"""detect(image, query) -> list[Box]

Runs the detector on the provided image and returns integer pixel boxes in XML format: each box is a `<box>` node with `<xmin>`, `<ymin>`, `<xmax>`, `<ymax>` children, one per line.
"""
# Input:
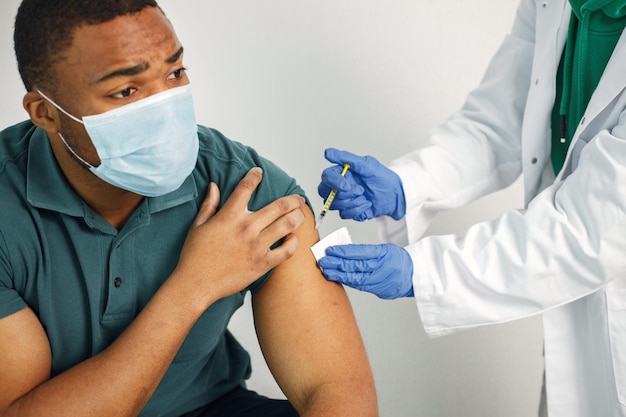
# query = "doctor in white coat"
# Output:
<box><xmin>317</xmin><ymin>0</ymin><xmax>626</xmax><ymax>416</ymax></box>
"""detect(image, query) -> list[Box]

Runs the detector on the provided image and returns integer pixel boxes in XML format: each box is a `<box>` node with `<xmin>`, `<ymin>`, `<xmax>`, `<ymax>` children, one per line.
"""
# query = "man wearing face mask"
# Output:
<box><xmin>0</xmin><ymin>1</ymin><xmax>378</xmax><ymax>417</ymax></box>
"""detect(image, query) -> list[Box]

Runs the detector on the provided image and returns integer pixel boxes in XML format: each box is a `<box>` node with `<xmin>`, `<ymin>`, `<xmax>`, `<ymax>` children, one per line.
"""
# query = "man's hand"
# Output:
<box><xmin>319</xmin><ymin>243</ymin><xmax>414</xmax><ymax>300</ymax></box>
<box><xmin>175</xmin><ymin>167</ymin><xmax>306</xmax><ymax>306</ymax></box>
<box><xmin>318</xmin><ymin>148</ymin><xmax>406</xmax><ymax>221</ymax></box>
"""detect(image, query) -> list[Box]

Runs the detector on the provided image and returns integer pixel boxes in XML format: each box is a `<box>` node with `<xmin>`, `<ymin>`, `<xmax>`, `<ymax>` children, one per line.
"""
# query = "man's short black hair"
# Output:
<box><xmin>14</xmin><ymin>0</ymin><xmax>160</xmax><ymax>92</ymax></box>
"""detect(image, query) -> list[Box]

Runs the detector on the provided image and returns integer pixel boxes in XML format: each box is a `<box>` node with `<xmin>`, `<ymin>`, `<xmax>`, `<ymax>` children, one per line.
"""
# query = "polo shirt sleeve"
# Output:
<box><xmin>0</xmin><ymin>229</ymin><xmax>28</xmax><ymax>319</ymax></box>
<box><xmin>240</xmin><ymin>148</ymin><xmax>312</xmax><ymax>293</ymax></box>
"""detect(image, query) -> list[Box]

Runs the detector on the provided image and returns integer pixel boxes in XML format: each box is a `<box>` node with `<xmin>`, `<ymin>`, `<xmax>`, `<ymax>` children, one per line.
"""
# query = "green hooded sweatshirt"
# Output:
<box><xmin>550</xmin><ymin>0</ymin><xmax>626</xmax><ymax>174</ymax></box>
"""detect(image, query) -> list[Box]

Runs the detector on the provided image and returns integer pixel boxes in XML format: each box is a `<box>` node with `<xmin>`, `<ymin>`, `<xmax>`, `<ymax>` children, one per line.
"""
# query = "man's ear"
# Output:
<box><xmin>23</xmin><ymin>91</ymin><xmax>59</xmax><ymax>134</ymax></box>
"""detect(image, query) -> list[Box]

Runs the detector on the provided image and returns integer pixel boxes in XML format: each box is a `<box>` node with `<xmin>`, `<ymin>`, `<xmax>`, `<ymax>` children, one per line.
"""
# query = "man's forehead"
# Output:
<box><xmin>58</xmin><ymin>7</ymin><xmax>181</xmax><ymax>83</ymax></box>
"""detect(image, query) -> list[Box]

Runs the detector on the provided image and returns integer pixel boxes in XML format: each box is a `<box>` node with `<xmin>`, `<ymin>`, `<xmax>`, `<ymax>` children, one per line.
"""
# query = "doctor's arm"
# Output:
<box><xmin>320</xmin><ymin>0</ymin><xmax>537</xmax><ymax>245</ymax></box>
<box><xmin>252</xmin><ymin>205</ymin><xmax>378</xmax><ymax>417</ymax></box>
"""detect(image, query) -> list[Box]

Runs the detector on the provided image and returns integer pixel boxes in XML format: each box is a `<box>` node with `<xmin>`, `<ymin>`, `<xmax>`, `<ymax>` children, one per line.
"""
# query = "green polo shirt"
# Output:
<box><xmin>0</xmin><ymin>121</ymin><xmax>309</xmax><ymax>417</ymax></box>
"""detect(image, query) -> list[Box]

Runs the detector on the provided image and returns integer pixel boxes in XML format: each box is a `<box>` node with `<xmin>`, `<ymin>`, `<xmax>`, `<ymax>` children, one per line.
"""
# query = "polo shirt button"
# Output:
<box><xmin>114</xmin><ymin>277</ymin><xmax>122</xmax><ymax>288</ymax></box>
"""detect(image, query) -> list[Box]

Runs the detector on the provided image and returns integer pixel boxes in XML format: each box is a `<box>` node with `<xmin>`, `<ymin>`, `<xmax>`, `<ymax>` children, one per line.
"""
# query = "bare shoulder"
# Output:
<box><xmin>252</xmin><ymin>206</ymin><xmax>378</xmax><ymax>416</ymax></box>
<box><xmin>253</xmin><ymin>205</ymin><xmax>351</xmax><ymax>315</ymax></box>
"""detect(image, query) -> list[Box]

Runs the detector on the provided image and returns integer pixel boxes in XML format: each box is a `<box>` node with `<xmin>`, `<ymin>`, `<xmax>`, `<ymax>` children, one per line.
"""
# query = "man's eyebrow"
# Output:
<box><xmin>166</xmin><ymin>46</ymin><xmax>184</xmax><ymax>64</ymax></box>
<box><xmin>95</xmin><ymin>47</ymin><xmax>184</xmax><ymax>84</ymax></box>
<box><xmin>96</xmin><ymin>63</ymin><xmax>149</xmax><ymax>84</ymax></box>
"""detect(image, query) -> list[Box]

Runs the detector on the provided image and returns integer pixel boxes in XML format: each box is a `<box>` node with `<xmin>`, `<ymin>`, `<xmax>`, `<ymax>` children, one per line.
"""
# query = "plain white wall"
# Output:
<box><xmin>1</xmin><ymin>1</ymin><xmax>544</xmax><ymax>416</ymax></box>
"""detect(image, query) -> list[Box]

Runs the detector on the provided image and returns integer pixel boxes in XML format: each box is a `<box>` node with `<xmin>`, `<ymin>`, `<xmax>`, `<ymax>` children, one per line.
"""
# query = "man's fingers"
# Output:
<box><xmin>266</xmin><ymin>233</ymin><xmax>300</xmax><ymax>266</ymax></box>
<box><xmin>260</xmin><ymin>204</ymin><xmax>306</xmax><ymax>247</ymax></box>
<box><xmin>221</xmin><ymin>167</ymin><xmax>264</xmax><ymax>212</ymax></box>
<box><xmin>255</xmin><ymin>194</ymin><xmax>306</xmax><ymax>230</ymax></box>
<box><xmin>194</xmin><ymin>182</ymin><xmax>221</xmax><ymax>226</ymax></box>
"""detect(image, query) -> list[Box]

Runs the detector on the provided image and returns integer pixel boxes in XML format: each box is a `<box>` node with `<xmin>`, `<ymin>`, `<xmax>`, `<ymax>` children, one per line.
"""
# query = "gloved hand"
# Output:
<box><xmin>319</xmin><ymin>243</ymin><xmax>414</xmax><ymax>300</ymax></box>
<box><xmin>318</xmin><ymin>148</ymin><xmax>406</xmax><ymax>221</ymax></box>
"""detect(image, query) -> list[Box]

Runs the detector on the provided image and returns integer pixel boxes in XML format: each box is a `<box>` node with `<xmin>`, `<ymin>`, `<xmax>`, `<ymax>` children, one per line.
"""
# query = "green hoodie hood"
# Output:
<box><xmin>570</xmin><ymin>0</ymin><xmax>626</xmax><ymax>20</ymax></box>
<box><xmin>551</xmin><ymin>0</ymin><xmax>626</xmax><ymax>174</ymax></box>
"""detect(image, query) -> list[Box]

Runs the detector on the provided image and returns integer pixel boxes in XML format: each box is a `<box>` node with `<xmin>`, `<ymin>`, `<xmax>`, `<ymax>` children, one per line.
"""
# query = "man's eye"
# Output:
<box><xmin>168</xmin><ymin>67</ymin><xmax>187</xmax><ymax>80</ymax></box>
<box><xmin>111</xmin><ymin>87</ymin><xmax>136</xmax><ymax>99</ymax></box>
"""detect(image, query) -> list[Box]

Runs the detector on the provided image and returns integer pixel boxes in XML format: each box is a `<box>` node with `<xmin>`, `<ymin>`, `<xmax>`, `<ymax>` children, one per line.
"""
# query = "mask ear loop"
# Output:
<box><xmin>37</xmin><ymin>90</ymin><xmax>84</xmax><ymax>124</ymax></box>
<box><xmin>57</xmin><ymin>132</ymin><xmax>96</xmax><ymax>169</ymax></box>
<box><xmin>37</xmin><ymin>90</ymin><xmax>96</xmax><ymax>169</ymax></box>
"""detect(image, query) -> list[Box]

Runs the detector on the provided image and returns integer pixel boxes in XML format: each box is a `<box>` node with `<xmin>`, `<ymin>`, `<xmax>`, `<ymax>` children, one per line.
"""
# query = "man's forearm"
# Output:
<box><xmin>3</xmin><ymin>274</ymin><xmax>212</xmax><ymax>417</ymax></box>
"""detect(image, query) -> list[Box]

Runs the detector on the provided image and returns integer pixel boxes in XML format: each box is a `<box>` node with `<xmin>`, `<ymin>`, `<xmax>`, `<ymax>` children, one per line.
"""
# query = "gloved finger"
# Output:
<box><xmin>318</xmin><ymin>254</ymin><xmax>381</xmax><ymax>273</ymax></box>
<box><xmin>329</xmin><ymin>195</ymin><xmax>370</xmax><ymax>212</ymax></box>
<box><xmin>365</xmin><ymin>280</ymin><xmax>414</xmax><ymax>300</ymax></box>
<box><xmin>324</xmin><ymin>148</ymin><xmax>373</xmax><ymax>174</ymax></box>
<box><xmin>317</xmin><ymin>182</ymin><xmax>333</xmax><ymax>200</ymax></box>
<box><xmin>321</xmin><ymin>169</ymin><xmax>365</xmax><ymax>193</ymax></box>
<box><xmin>322</xmin><ymin>268</ymin><xmax>370</xmax><ymax>288</ymax></box>
<box><xmin>317</xmin><ymin>184</ymin><xmax>365</xmax><ymax>208</ymax></box>
<box><xmin>319</xmin><ymin>165</ymin><xmax>348</xmax><ymax>190</ymax></box>
<box><xmin>325</xmin><ymin>243</ymin><xmax>389</xmax><ymax>260</ymax></box>
<box><xmin>360</xmin><ymin>282</ymin><xmax>401</xmax><ymax>300</ymax></box>
<box><xmin>338</xmin><ymin>204</ymin><xmax>374</xmax><ymax>221</ymax></box>
<box><xmin>320</xmin><ymin>267</ymin><xmax>345</xmax><ymax>284</ymax></box>
<box><xmin>318</xmin><ymin>170</ymin><xmax>361</xmax><ymax>201</ymax></box>
<box><xmin>318</xmin><ymin>260</ymin><xmax>354</xmax><ymax>284</ymax></box>
<box><xmin>317</xmin><ymin>255</ymin><xmax>346</xmax><ymax>271</ymax></box>
<box><xmin>355</xmin><ymin>210</ymin><xmax>375</xmax><ymax>222</ymax></box>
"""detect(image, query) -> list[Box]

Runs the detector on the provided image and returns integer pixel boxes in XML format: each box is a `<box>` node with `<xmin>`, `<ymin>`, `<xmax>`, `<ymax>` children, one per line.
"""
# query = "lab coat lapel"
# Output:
<box><xmin>522</xmin><ymin>0</ymin><xmax>569</xmax><ymax>203</ymax></box>
<box><xmin>530</xmin><ymin>0</ymin><xmax>568</xmax><ymax>72</ymax></box>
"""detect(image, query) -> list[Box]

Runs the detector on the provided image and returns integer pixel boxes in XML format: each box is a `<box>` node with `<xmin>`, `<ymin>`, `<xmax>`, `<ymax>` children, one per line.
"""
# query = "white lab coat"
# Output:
<box><xmin>378</xmin><ymin>1</ymin><xmax>626</xmax><ymax>416</ymax></box>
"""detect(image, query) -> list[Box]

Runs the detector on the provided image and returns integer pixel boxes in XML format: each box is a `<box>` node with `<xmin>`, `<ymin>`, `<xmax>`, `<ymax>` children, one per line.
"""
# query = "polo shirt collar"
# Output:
<box><xmin>27</xmin><ymin>128</ymin><xmax>198</xmax><ymax>217</ymax></box>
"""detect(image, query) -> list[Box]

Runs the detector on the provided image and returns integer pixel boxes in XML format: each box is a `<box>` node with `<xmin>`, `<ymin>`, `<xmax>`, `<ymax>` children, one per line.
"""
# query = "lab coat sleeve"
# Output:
<box><xmin>378</xmin><ymin>0</ymin><xmax>537</xmax><ymax>246</ymax></box>
<box><xmin>412</xmin><ymin>114</ymin><xmax>626</xmax><ymax>337</ymax></box>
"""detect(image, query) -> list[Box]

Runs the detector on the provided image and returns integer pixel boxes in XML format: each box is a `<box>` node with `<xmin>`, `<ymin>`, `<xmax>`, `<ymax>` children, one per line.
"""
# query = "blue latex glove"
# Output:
<box><xmin>318</xmin><ymin>148</ymin><xmax>406</xmax><ymax>221</ymax></box>
<box><xmin>319</xmin><ymin>243</ymin><xmax>414</xmax><ymax>300</ymax></box>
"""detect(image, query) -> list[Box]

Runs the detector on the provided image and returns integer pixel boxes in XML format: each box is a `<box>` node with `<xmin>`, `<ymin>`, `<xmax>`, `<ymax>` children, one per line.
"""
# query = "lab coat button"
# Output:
<box><xmin>581</xmin><ymin>116</ymin><xmax>586</xmax><ymax>125</ymax></box>
<box><xmin>531</xmin><ymin>157</ymin><xmax>538</xmax><ymax>164</ymax></box>
<box><xmin>542</xmin><ymin>1</ymin><xmax>548</xmax><ymax>8</ymax></box>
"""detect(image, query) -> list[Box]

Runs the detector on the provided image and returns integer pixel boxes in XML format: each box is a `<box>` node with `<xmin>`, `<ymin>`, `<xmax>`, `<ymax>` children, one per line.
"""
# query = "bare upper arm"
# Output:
<box><xmin>0</xmin><ymin>307</ymin><xmax>51</xmax><ymax>412</ymax></box>
<box><xmin>252</xmin><ymin>206</ymin><xmax>377</xmax><ymax>416</ymax></box>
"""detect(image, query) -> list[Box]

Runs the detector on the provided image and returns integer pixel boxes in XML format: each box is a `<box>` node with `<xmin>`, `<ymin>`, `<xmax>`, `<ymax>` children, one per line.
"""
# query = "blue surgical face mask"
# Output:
<box><xmin>38</xmin><ymin>84</ymin><xmax>199</xmax><ymax>197</ymax></box>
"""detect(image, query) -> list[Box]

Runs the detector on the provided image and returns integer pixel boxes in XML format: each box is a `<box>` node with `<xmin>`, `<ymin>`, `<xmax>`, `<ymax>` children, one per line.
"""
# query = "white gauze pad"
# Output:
<box><xmin>311</xmin><ymin>227</ymin><xmax>352</xmax><ymax>261</ymax></box>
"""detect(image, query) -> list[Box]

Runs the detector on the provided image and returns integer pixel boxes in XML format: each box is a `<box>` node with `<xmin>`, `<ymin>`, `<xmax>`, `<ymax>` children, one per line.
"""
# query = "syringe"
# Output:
<box><xmin>316</xmin><ymin>163</ymin><xmax>350</xmax><ymax>229</ymax></box>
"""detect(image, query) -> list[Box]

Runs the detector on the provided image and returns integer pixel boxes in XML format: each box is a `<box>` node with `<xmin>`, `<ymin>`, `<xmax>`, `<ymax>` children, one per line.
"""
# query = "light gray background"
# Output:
<box><xmin>1</xmin><ymin>1</ymin><xmax>544</xmax><ymax>416</ymax></box>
